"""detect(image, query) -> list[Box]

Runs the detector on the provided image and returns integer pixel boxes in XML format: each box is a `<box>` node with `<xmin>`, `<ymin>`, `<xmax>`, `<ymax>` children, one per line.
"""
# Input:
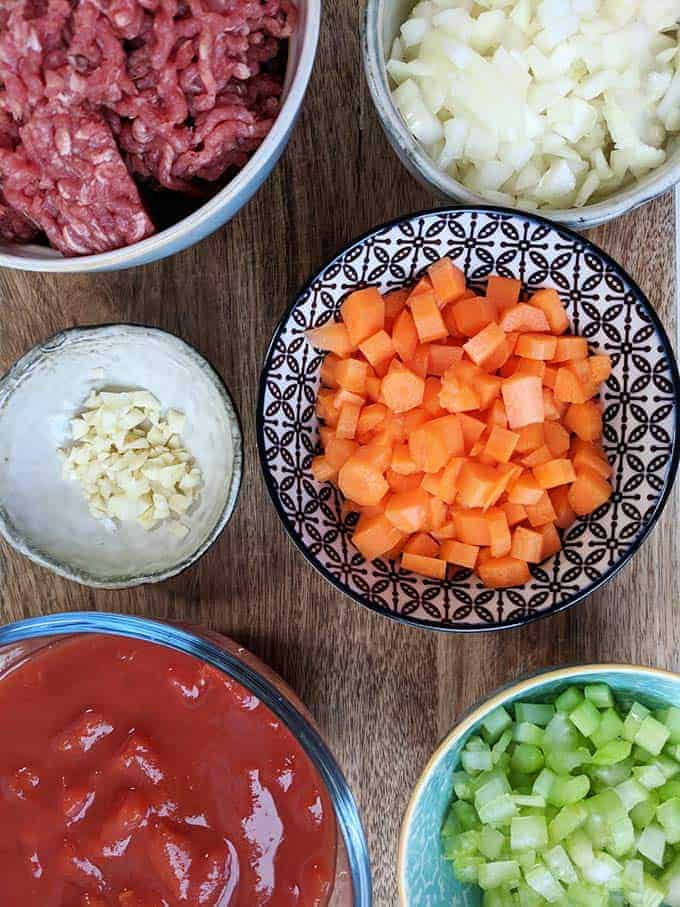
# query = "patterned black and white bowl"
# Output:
<box><xmin>257</xmin><ymin>207</ymin><xmax>680</xmax><ymax>632</ymax></box>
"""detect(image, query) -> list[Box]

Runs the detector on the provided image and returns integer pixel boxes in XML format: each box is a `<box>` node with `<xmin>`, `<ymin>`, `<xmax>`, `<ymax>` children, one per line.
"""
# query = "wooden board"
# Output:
<box><xmin>0</xmin><ymin>21</ymin><xmax>678</xmax><ymax>903</ymax></box>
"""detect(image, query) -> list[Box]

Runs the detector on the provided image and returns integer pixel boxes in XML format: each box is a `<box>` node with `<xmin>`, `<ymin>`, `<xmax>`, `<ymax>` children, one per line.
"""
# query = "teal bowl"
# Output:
<box><xmin>398</xmin><ymin>664</ymin><xmax>680</xmax><ymax>905</ymax></box>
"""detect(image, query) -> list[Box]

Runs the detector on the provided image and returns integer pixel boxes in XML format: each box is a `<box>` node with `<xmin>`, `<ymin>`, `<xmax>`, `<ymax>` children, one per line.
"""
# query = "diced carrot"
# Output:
<box><xmin>571</xmin><ymin>439</ymin><xmax>613</xmax><ymax>479</ymax></box>
<box><xmin>487</xmin><ymin>276</ymin><xmax>522</xmax><ymax>310</ymax></box>
<box><xmin>316</xmin><ymin>388</ymin><xmax>339</xmax><ymax>427</ymax></box>
<box><xmin>432</xmin><ymin>521</ymin><xmax>457</xmax><ymax>540</ymax></box>
<box><xmin>439</xmin><ymin>375</ymin><xmax>481</xmax><ymax>413</ymax></box>
<box><xmin>406</xmin><ymin>343</ymin><xmax>431</xmax><ymax>379</ymax></box>
<box><xmin>482</xmin><ymin>339</ymin><xmax>512</xmax><ymax>373</ymax></box>
<box><xmin>554</xmin><ymin>366</ymin><xmax>588</xmax><ymax>404</ymax></box>
<box><xmin>352</xmin><ymin>513</ymin><xmax>405</xmax><ymax>561</ymax></box>
<box><xmin>487</xmin><ymin>399</ymin><xmax>508</xmax><ymax>428</ymax></box>
<box><xmin>442</xmin><ymin>302</ymin><xmax>464</xmax><ymax>339</ymax></box>
<box><xmin>355</xmin><ymin>442</ymin><xmax>393</xmax><ymax>473</ymax></box>
<box><xmin>366</xmin><ymin>375</ymin><xmax>382</xmax><ymax>402</ymax></box>
<box><xmin>500</xmin><ymin>303</ymin><xmax>550</xmax><ymax>333</ymax></box>
<box><xmin>423</xmin><ymin>376</ymin><xmax>446</xmax><ymax>417</ymax></box>
<box><xmin>521</xmin><ymin>445</ymin><xmax>553</xmax><ymax>468</ymax></box>
<box><xmin>456</xmin><ymin>462</ymin><xmax>502</xmax><ymax>509</ymax></box>
<box><xmin>564</xmin><ymin>358</ymin><xmax>596</xmax><ymax>398</ymax></box>
<box><xmin>334</xmin><ymin>388</ymin><xmax>365</xmax><ymax>411</ymax></box>
<box><xmin>506</xmin><ymin>332</ymin><xmax>520</xmax><ymax>354</ymax></box>
<box><xmin>476</xmin><ymin>373</ymin><xmax>503</xmax><ymax>410</ymax></box>
<box><xmin>510</xmin><ymin>526</ymin><xmax>543</xmax><ymax>563</ymax></box>
<box><xmin>341</xmin><ymin>287</ymin><xmax>384</xmax><ymax>346</ymax></box>
<box><xmin>568</xmin><ymin>466</ymin><xmax>612</xmax><ymax>516</ymax></box>
<box><xmin>381</xmin><ymin>361</ymin><xmax>425</xmax><ymax>413</ymax></box>
<box><xmin>311</xmin><ymin>456</ymin><xmax>336</xmax><ymax>483</ymax></box>
<box><xmin>499</xmin><ymin>356</ymin><xmax>520</xmax><ymax>378</ymax></box>
<box><xmin>488</xmin><ymin>508</ymin><xmax>511</xmax><ymax>557</ymax></box>
<box><xmin>552</xmin><ymin>336</ymin><xmax>588</xmax><ymax>362</ymax></box>
<box><xmin>401</xmin><ymin>552</ymin><xmax>447</xmax><ymax>580</ymax></box>
<box><xmin>439</xmin><ymin>457</ymin><xmax>466</xmax><ymax>504</ymax></box>
<box><xmin>428</xmin><ymin>496</ymin><xmax>448</xmax><ymax>531</ymax></box>
<box><xmin>502</xmin><ymin>502</ymin><xmax>527</xmax><ymax>527</ymax></box>
<box><xmin>308</xmin><ymin>321</ymin><xmax>356</xmax><ymax>357</ymax></box>
<box><xmin>387</xmin><ymin>469</ymin><xmax>424</xmax><ymax>493</ymax></box>
<box><xmin>458</xmin><ymin>413</ymin><xmax>487</xmax><ymax>452</ymax></box>
<box><xmin>477</xmin><ymin>555</ymin><xmax>530</xmax><ymax>588</ymax></box>
<box><xmin>338</xmin><ymin>455</ymin><xmax>389</xmax><ymax>506</ymax></box>
<box><xmin>385</xmin><ymin>537</ymin><xmax>409</xmax><ymax>560</ymax></box>
<box><xmin>411</xmin><ymin>291</ymin><xmax>449</xmax><ymax>343</ymax></box>
<box><xmin>515</xmin><ymin>359</ymin><xmax>546</xmax><ymax>379</ymax></box>
<box><xmin>549</xmin><ymin>486</ymin><xmax>576</xmax><ymax>530</ymax></box>
<box><xmin>451</xmin><ymin>297</ymin><xmax>497</xmax><ymax>336</ymax></box>
<box><xmin>525</xmin><ymin>491</ymin><xmax>558</xmax><ymax>528</ymax></box>
<box><xmin>440</xmin><ymin>539</ymin><xmax>479</xmax><ymax>569</ymax></box>
<box><xmin>515</xmin><ymin>423</ymin><xmax>545</xmax><ymax>456</ymax></box>
<box><xmin>516</xmin><ymin>333</ymin><xmax>558</xmax><ymax>361</ymax></box>
<box><xmin>403</xmin><ymin>408</ymin><xmax>430</xmax><ymax>435</ymax></box>
<box><xmin>502</xmin><ymin>374</ymin><xmax>544</xmax><ymax>429</ymax></box>
<box><xmin>533</xmin><ymin>458</ymin><xmax>576</xmax><ymax>489</ymax></box>
<box><xmin>588</xmin><ymin>354</ymin><xmax>612</xmax><ymax>384</ymax></box>
<box><xmin>384</xmin><ymin>288</ymin><xmax>409</xmax><ymax>321</ymax></box>
<box><xmin>463</xmin><ymin>322</ymin><xmax>506</xmax><ymax>368</ymax></box>
<box><xmin>530</xmin><ymin>288</ymin><xmax>569</xmax><ymax>334</ymax></box>
<box><xmin>543</xmin><ymin>365</ymin><xmax>558</xmax><ymax>389</ymax></box>
<box><xmin>359</xmin><ymin>330</ymin><xmax>396</xmax><ymax>369</ymax></box>
<box><xmin>421</xmin><ymin>470</ymin><xmax>443</xmax><ymax>496</ymax></box>
<box><xmin>404</xmin><ymin>532</ymin><xmax>439</xmax><ymax>558</ymax></box>
<box><xmin>409</xmin><ymin>415</ymin><xmax>464</xmax><ymax>473</ymax></box>
<box><xmin>408</xmin><ymin>276</ymin><xmax>433</xmax><ymax>300</ymax></box>
<box><xmin>563</xmin><ymin>401</ymin><xmax>602</xmax><ymax>442</ymax></box>
<box><xmin>335</xmin><ymin>358</ymin><xmax>368</xmax><ymax>394</ymax></box>
<box><xmin>320</xmin><ymin>353</ymin><xmax>340</xmax><ymax>388</ymax></box>
<box><xmin>356</xmin><ymin>402</ymin><xmax>388</xmax><ymax>436</ymax></box>
<box><xmin>538</xmin><ymin>522</ymin><xmax>562</xmax><ymax>559</ymax></box>
<box><xmin>484</xmin><ymin>425</ymin><xmax>520</xmax><ymax>463</ymax></box>
<box><xmin>452</xmin><ymin>508</ymin><xmax>492</xmax><ymax>546</ymax></box>
<box><xmin>544</xmin><ymin>420</ymin><xmax>570</xmax><ymax>457</ymax></box>
<box><xmin>507</xmin><ymin>472</ymin><xmax>544</xmax><ymax>505</ymax></box>
<box><xmin>325</xmin><ymin>438</ymin><xmax>359</xmax><ymax>471</ymax></box>
<box><xmin>385</xmin><ymin>488</ymin><xmax>430</xmax><ymax>533</ymax></box>
<box><xmin>543</xmin><ymin>388</ymin><xmax>567</xmax><ymax>420</ymax></box>
<box><xmin>428</xmin><ymin>344</ymin><xmax>463</xmax><ymax>376</ymax></box>
<box><xmin>428</xmin><ymin>257</ymin><xmax>467</xmax><ymax>306</ymax></box>
<box><xmin>390</xmin><ymin>442</ymin><xmax>418</xmax><ymax>476</ymax></box>
<box><xmin>319</xmin><ymin>425</ymin><xmax>335</xmax><ymax>447</ymax></box>
<box><xmin>392</xmin><ymin>309</ymin><xmax>418</xmax><ymax>363</ymax></box>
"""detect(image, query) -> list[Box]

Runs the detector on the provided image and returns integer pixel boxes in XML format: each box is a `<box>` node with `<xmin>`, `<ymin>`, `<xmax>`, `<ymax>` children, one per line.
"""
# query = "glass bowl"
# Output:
<box><xmin>0</xmin><ymin>611</ymin><xmax>372</xmax><ymax>906</ymax></box>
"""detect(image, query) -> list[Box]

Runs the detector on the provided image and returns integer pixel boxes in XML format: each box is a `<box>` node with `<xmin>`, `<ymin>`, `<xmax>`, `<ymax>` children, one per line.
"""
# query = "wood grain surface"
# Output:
<box><xmin>0</xmin><ymin>13</ymin><xmax>678</xmax><ymax>903</ymax></box>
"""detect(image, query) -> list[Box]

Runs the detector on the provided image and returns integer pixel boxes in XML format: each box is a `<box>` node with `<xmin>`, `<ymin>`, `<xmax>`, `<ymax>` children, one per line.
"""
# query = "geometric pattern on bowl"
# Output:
<box><xmin>257</xmin><ymin>208</ymin><xmax>680</xmax><ymax>631</ymax></box>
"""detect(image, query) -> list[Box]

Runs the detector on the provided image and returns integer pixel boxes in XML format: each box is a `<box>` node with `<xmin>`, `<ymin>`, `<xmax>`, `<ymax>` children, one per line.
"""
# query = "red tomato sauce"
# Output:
<box><xmin>0</xmin><ymin>634</ymin><xmax>337</xmax><ymax>906</ymax></box>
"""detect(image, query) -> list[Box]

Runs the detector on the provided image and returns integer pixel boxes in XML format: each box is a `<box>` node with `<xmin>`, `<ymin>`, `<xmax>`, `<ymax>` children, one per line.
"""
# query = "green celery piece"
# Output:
<box><xmin>569</xmin><ymin>699</ymin><xmax>602</xmax><ymax>738</ymax></box>
<box><xmin>510</xmin><ymin>814</ymin><xmax>548</xmax><ymax>850</ymax></box>
<box><xmin>586</xmin><ymin>788</ymin><xmax>626</xmax><ymax>824</ymax></box>
<box><xmin>451</xmin><ymin>799</ymin><xmax>479</xmax><ymax>831</ymax></box>
<box><xmin>451</xmin><ymin>853</ymin><xmax>484</xmax><ymax>883</ymax></box>
<box><xmin>607</xmin><ymin>814</ymin><xmax>635</xmax><ymax>857</ymax></box>
<box><xmin>508</xmin><ymin>771</ymin><xmax>534</xmax><ymax>795</ymax></box>
<box><xmin>588</xmin><ymin>757</ymin><xmax>633</xmax><ymax>790</ymax></box>
<box><xmin>482</xmin><ymin>707</ymin><xmax>513</xmax><ymax>744</ymax></box>
<box><xmin>452</xmin><ymin>771</ymin><xmax>474</xmax><ymax>801</ymax></box>
<box><xmin>564</xmin><ymin>880</ymin><xmax>609</xmax><ymax>906</ymax></box>
<box><xmin>532</xmin><ymin>768</ymin><xmax>556</xmax><ymax>799</ymax></box>
<box><xmin>622</xmin><ymin>858</ymin><xmax>644</xmax><ymax>894</ymax></box>
<box><xmin>655</xmin><ymin>752</ymin><xmax>680</xmax><ymax>779</ymax></box>
<box><xmin>543</xmin><ymin>711</ymin><xmax>584</xmax><ymax>751</ymax></box>
<box><xmin>661</xmin><ymin>855</ymin><xmax>680</xmax><ymax>907</ymax></box>
<box><xmin>584</xmin><ymin>683</ymin><xmax>615</xmax><ymax>709</ymax></box>
<box><xmin>443</xmin><ymin>827</ymin><xmax>479</xmax><ymax>858</ymax></box>
<box><xmin>623</xmin><ymin>701</ymin><xmax>651</xmax><ymax>742</ymax></box>
<box><xmin>590</xmin><ymin>708</ymin><xmax>625</xmax><ymax>749</ymax></box>
<box><xmin>666</xmin><ymin>706</ymin><xmax>680</xmax><ymax>744</ymax></box>
<box><xmin>513</xmin><ymin>794</ymin><xmax>546</xmax><ymax>807</ymax></box>
<box><xmin>633</xmin><ymin>763</ymin><xmax>666</xmax><ymax>790</ymax></box>
<box><xmin>591</xmin><ymin>738</ymin><xmax>632</xmax><ymax>766</ymax></box>
<box><xmin>475</xmin><ymin>774</ymin><xmax>511</xmax><ymax>810</ymax></box>
<box><xmin>635</xmin><ymin>871</ymin><xmax>666</xmax><ymax>907</ymax></box>
<box><xmin>514</xmin><ymin>701</ymin><xmax>555</xmax><ymax>727</ymax></box>
<box><xmin>581</xmin><ymin>850</ymin><xmax>623</xmax><ymax>887</ymax></box>
<box><xmin>479</xmin><ymin>824</ymin><xmax>505</xmax><ymax>860</ymax></box>
<box><xmin>547</xmin><ymin>774</ymin><xmax>590</xmax><ymax>808</ymax></box>
<box><xmin>517</xmin><ymin>848</ymin><xmax>537</xmax><ymax>870</ymax></box>
<box><xmin>491</xmin><ymin>729</ymin><xmax>513</xmax><ymax>764</ymax></box>
<box><xmin>513</xmin><ymin>722</ymin><xmax>545</xmax><ymax>746</ymax></box>
<box><xmin>546</xmin><ymin>746</ymin><xmax>590</xmax><ymax>775</ymax></box>
<box><xmin>511</xmin><ymin>743</ymin><xmax>544</xmax><ymax>774</ymax></box>
<box><xmin>462</xmin><ymin>748</ymin><xmax>494</xmax><ymax>773</ymax></box>
<box><xmin>666</xmin><ymin>743</ymin><xmax>680</xmax><ymax>763</ymax></box>
<box><xmin>544</xmin><ymin>844</ymin><xmax>578</xmax><ymax>884</ymax></box>
<box><xmin>555</xmin><ymin>686</ymin><xmax>584</xmax><ymax>713</ymax></box>
<box><xmin>548</xmin><ymin>802</ymin><xmax>588</xmax><ymax>841</ymax></box>
<box><xmin>524</xmin><ymin>864</ymin><xmax>564</xmax><ymax>902</ymax></box>
<box><xmin>634</xmin><ymin>715</ymin><xmax>671</xmax><ymax>756</ymax></box>
<box><xmin>630</xmin><ymin>792</ymin><xmax>659</xmax><ymax>829</ymax></box>
<box><xmin>565</xmin><ymin>828</ymin><xmax>593</xmax><ymax>868</ymax></box>
<box><xmin>660</xmin><ymin>780</ymin><xmax>680</xmax><ymax>800</ymax></box>
<box><xmin>637</xmin><ymin>822</ymin><xmax>666</xmax><ymax>867</ymax></box>
<box><xmin>615</xmin><ymin>777</ymin><xmax>649</xmax><ymax>811</ymax></box>
<box><xmin>516</xmin><ymin>881</ymin><xmax>544</xmax><ymax>907</ymax></box>
<box><xmin>657</xmin><ymin>797</ymin><xmax>680</xmax><ymax>845</ymax></box>
<box><xmin>477</xmin><ymin>794</ymin><xmax>518</xmax><ymax>826</ymax></box>
<box><xmin>477</xmin><ymin>860</ymin><xmax>520</xmax><ymax>890</ymax></box>
<box><xmin>466</xmin><ymin>734</ymin><xmax>487</xmax><ymax>750</ymax></box>
<box><xmin>440</xmin><ymin>806</ymin><xmax>460</xmax><ymax>839</ymax></box>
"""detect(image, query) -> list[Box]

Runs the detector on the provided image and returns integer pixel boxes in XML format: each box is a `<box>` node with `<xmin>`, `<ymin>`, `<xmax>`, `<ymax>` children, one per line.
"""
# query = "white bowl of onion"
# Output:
<box><xmin>363</xmin><ymin>0</ymin><xmax>680</xmax><ymax>228</ymax></box>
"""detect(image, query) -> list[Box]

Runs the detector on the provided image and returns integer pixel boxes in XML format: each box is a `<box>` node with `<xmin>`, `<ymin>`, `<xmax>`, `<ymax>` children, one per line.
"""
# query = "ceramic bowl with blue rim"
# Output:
<box><xmin>398</xmin><ymin>663</ymin><xmax>680</xmax><ymax>905</ymax></box>
<box><xmin>256</xmin><ymin>207</ymin><xmax>680</xmax><ymax>632</ymax></box>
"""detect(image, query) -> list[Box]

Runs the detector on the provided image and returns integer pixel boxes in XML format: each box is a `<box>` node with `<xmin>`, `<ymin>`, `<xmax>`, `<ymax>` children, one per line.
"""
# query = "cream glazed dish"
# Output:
<box><xmin>0</xmin><ymin>325</ymin><xmax>243</xmax><ymax>588</ymax></box>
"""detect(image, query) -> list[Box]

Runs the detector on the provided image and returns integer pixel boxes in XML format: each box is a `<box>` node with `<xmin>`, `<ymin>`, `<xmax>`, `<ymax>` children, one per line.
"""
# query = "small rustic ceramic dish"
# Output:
<box><xmin>398</xmin><ymin>663</ymin><xmax>680</xmax><ymax>906</ymax></box>
<box><xmin>257</xmin><ymin>206</ymin><xmax>680</xmax><ymax>632</ymax></box>
<box><xmin>0</xmin><ymin>325</ymin><xmax>242</xmax><ymax>588</ymax></box>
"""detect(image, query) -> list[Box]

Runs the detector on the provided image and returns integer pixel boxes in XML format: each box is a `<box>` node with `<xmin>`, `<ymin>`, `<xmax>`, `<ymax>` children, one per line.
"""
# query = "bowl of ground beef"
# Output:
<box><xmin>0</xmin><ymin>0</ymin><xmax>319</xmax><ymax>271</ymax></box>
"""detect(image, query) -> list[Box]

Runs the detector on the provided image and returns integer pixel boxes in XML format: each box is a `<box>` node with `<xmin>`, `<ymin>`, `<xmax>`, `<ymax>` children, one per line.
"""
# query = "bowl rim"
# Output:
<box><xmin>397</xmin><ymin>662</ymin><xmax>680</xmax><ymax>905</ymax></box>
<box><xmin>256</xmin><ymin>204</ymin><xmax>680</xmax><ymax>633</ymax></box>
<box><xmin>361</xmin><ymin>0</ymin><xmax>680</xmax><ymax>230</ymax></box>
<box><xmin>0</xmin><ymin>323</ymin><xmax>244</xmax><ymax>589</ymax></box>
<box><xmin>0</xmin><ymin>610</ymin><xmax>373</xmax><ymax>906</ymax></box>
<box><xmin>0</xmin><ymin>0</ymin><xmax>321</xmax><ymax>273</ymax></box>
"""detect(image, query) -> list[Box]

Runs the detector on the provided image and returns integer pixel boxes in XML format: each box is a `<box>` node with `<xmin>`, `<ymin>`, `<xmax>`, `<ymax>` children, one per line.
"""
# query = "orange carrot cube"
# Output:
<box><xmin>335</xmin><ymin>358</ymin><xmax>368</xmax><ymax>394</ymax></box>
<box><xmin>341</xmin><ymin>287</ymin><xmax>384</xmax><ymax>346</ymax></box>
<box><xmin>401</xmin><ymin>552</ymin><xmax>447</xmax><ymax>580</ymax></box>
<box><xmin>487</xmin><ymin>275</ymin><xmax>522</xmax><ymax>309</ymax></box>
<box><xmin>484</xmin><ymin>425</ymin><xmax>520</xmax><ymax>463</ymax></box>
<box><xmin>533</xmin><ymin>458</ymin><xmax>577</xmax><ymax>489</ymax></box>
<box><xmin>549</xmin><ymin>485</ymin><xmax>576</xmax><ymax>530</ymax></box>
<box><xmin>451</xmin><ymin>297</ymin><xmax>497</xmax><ymax>336</ymax></box>
<box><xmin>477</xmin><ymin>555</ymin><xmax>530</xmax><ymax>588</ymax></box>
<box><xmin>411</xmin><ymin>291</ymin><xmax>449</xmax><ymax>343</ymax></box>
<box><xmin>359</xmin><ymin>330</ymin><xmax>396</xmax><ymax>369</ymax></box>
<box><xmin>563</xmin><ymin>401</ymin><xmax>602</xmax><ymax>441</ymax></box>
<box><xmin>515</xmin><ymin>333</ymin><xmax>558</xmax><ymax>361</ymax></box>
<box><xmin>568</xmin><ymin>467</ymin><xmax>612</xmax><ymax>516</ymax></box>
<box><xmin>500</xmin><ymin>303</ymin><xmax>550</xmax><ymax>333</ymax></box>
<box><xmin>428</xmin><ymin>344</ymin><xmax>464</xmax><ymax>376</ymax></box>
<box><xmin>381</xmin><ymin>361</ymin><xmax>425</xmax><ymax>413</ymax></box>
<box><xmin>525</xmin><ymin>491</ymin><xmax>558</xmax><ymax>528</ymax></box>
<box><xmin>385</xmin><ymin>487</ymin><xmax>431</xmax><ymax>533</ymax></box>
<box><xmin>428</xmin><ymin>257</ymin><xmax>467</xmax><ymax>306</ymax></box>
<box><xmin>392</xmin><ymin>309</ymin><xmax>418</xmax><ymax>363</ymax></box>
<box><xmin>352</xmin><ymin>512</ymin><xmax>405</xmax><ymax>561</ymax></box>
<box><xmin>538</xmin><ymin>522</ymin><xmax>562</xmax><ymax>559</ymax></box>
<box><xmin>307</xmin><ymin>321</ymin><xmax>355</xmax><ymax>356</ymax></box>
<box><xmin>510</xmin><ymin>526</ymin><xmax>543</xmax><ymax>563</ymax></box>
<box><xmin>552</xmin><ymin>336</ymin><xmax>588</xmax><ymax>362</ymax></box>
<box><xmin>502</xmin><ymin>374</ymin><xmax>545</xmax><ymax>429</ymax></box>
<box><xmin>404</xmin><ymin>532</ymin><xmax>439</xmax><ymax>558</ymax></box>
<box><xmin>530</xmin><ymin>288</ymin><xmax>569</xmax><ymax>334</ymax></box>
<box><xmin>463</xmin><ymin>322</ymin><xmax>507</xmax><ymax>368</ymax></box>
<box><xmin>440</xmin><ymin>539</ymin><xmax>479</xmax><ymax>569</ymax></box>
<box><xmin>311</xmin><ymin>456</ymin><xmax>336</xmax><ymax>483</ymax></box>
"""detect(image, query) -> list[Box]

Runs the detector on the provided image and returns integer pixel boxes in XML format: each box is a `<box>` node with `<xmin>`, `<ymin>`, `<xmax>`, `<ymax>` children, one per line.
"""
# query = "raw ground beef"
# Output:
<box><xmin>0</xmin><ymin>0</ymin><xmax>294</xmax><ymax>255</ymax></box>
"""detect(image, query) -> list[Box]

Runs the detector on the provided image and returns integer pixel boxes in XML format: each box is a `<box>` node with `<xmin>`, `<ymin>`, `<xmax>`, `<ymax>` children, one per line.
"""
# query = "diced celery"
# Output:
<box><xmin>481</xmin><ymin>707</ymin><xmax>513</xmax><ymax>744</ymax></box>
<box><xmin>654</xmin><ymin>752</ymin><xmax>680</xmax><ymax>779</ymax></box>
<box><xmin>451</xmin><ymin>799</ymin><xmax>479</xmax><ymax>830</ymax></box>
<box><xmin>607</xmin><ymin>815</ymin><xmax>635</xmax><ymax>857</ymax></box>
<box><xmin>524</xmin><ymin>864</ymin><xmax>564</xmax><ymax>902</ymax></box>
<box><xmin>546</xmin><ymin>746</ymin><xmax>590</xmax><ymax>775</ymax></box>
<box><xmin>517</xmin><ymin>848</ymin><xmax>537</xmax><ymax>871</ymax></box>
<box><xmin>532</xmin><ymin>768</ymin><xmax>555</xmax><ymax>799</ymax></box>
<box><xmin>581</xmin><ymin>850</ymin><xmax>623</xmax><ymax>887</ymax></box>
<box><xmin>548</xmin><ymin>802</ymin><xmax>588</xmax><ymax>841</ymax></box>
<box><xmin>633</xmin><ymin>763</ymin><xmax>666</xmax><ymax>790</ymax></box>
<box><xmin>508</xmin><ymin>771</ymin><xmax>533</xmax><ymax>795</ymax></box>
<box><xmin>543</xmin><ymin>712</ymin><xmax>584</xmax><ymax>751</ymax></box>
<box><xmin>660</xmin><ymin>779</ymin><xmax>680</xmax><ymax>800</ymax></box>
<box><xmin>479</xmin><ymin>825</ymin><xmax>505</xmax><ymax>860</ymax></box>
<box><xmin>510</xmin><ymin>814</ymin><xmax>548</xmax><ymax>850</ymax></box>
<box><xmin>477</xmin><ymin>794</ymin><xmax>517</xmax><ymax>826</ymax></box>
<box><xmin>565</xmin><ymin>880</ymin><xmax>609</xmax><ymax>906</ymax></box>
<box><xmin>475</xmin><ymin>774</ymin><xmax>510</xmax><ymax>810</ymax></box>
<box><xmin>667</xmin><ymin>742</ymin><xmax>680</xmax><ymax>763</ymax></box>
<box><xmin>635</xmin><ymin>871</ymin><xmax>666</xmax><ymax>907</ymax></box>
<box><xmin>514</xmin><ymin>702</ymin><xmax>555</xmax><ymax>727</ymax></box>
<box><xmin>451</xmin><ymin>853</ymin><xmax>484</xmax><ymax>882</ymax></box>
<box><xmin>661</xmin><ymin>855</ymin><xmax>680</xmax><ymax>907</ymax></box>
<box><xmin>584</xmin><ymin>683</ymin><xmax>615</xmax><ymax>709</ymax></box>
<box><xmin>569</xmin><ymin>699</ymin><xmax>602</xmax><ymax>738</ymax></box>
<box><xmin>623</xmin><ymin>701</ymin><xmax>651</xmax><ymax>742</ymax></box>
<box><xmin>630</xmin><ymin>792</ymin><xmax>659</xmax><ymax>829</ymax></box>
<box><xmin>637</xmin><ymin>822</ymin><xmax>666</xmax><ymax>867</ymax></box>
<box><xmin>547</xmin><ymin>774</ymin><xmax>590</xmax><ymax>807</ymax></box>
<box><xmin>565</xmin><ymin>828</ymin><xmax>593</xmax><ymax>868</ymax></box>
<box><xmin>656</xmin><ymin>796</ymin><xmax>680</xmax><ymax>844</ymax></box>
<box><xmin>516</xmin><ymin>881</ymin><xmax>543</xmax><ymax>907</ymax></box>
<box><xmin>513</xmin><ymin>794</ymin><xmax>545</xmax><ymax>807</ymax></box>
<box><xmin>589</xmin><ymin>757</ymin><xmax>632</xmax><ymax>790</ymax></box>
<box><xmin>666</xmin><ymin>706</ymin><xmax>680</xmax><ymax>744</ymax></box>
<box><xmin>462</xmin><ymin>748</ymin><xmax>494</xmax><ymax>773</ymax></box>
<box><xmin>616</xmin><ymin>777</ymin><xmax>649</xmax><ymax>812</ymax></box>
<box><xmin>622</xmin><ymin>857</ymin><xmax>644</xmax><ymax>894</ymax></box>
<box><xmin>491</xmin><ymin>729</ymin><xmax>513</xmax><ymax>764</ymax></box>
<box><xmin>511</xmin><ymin>743</ymin><xmax>544</xmax><ymax>774</ymax></box>
<box><xmin>555</xmin><ymin>687</ymin><xmax>584</xmax><ymax>713</ymax></box>
<box><xmin>513</xmin><ymin>722</ymin><xmax>544</xmax><ymax>746</ymax></box>
<box><xmin>453</xmin><ymin>771</ymin><xmax>474</xmax><ymax>801</ymax></box>
<box><xmin>544</xmin><ymin>844</ymin><xmax>578</xmax><ymax>884</ymax></box>
<box><xmin>591</xmin><ymin>739</ymin><xmax>631</xmax><ymax>766</ymax></box>
<box><xmin>590</xmin><ymin>708</ymin><xmax>625</xmax><ymax>749</ymax></box>
<box><xmin>634</xmin><ymin>715</ymin><xmax>671</xmax><ymax>756</ymax></box>
<box><xmin>477</xmin><ymin>860</ymin><xmax>520</xmax><ymax>890</ymax></box>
